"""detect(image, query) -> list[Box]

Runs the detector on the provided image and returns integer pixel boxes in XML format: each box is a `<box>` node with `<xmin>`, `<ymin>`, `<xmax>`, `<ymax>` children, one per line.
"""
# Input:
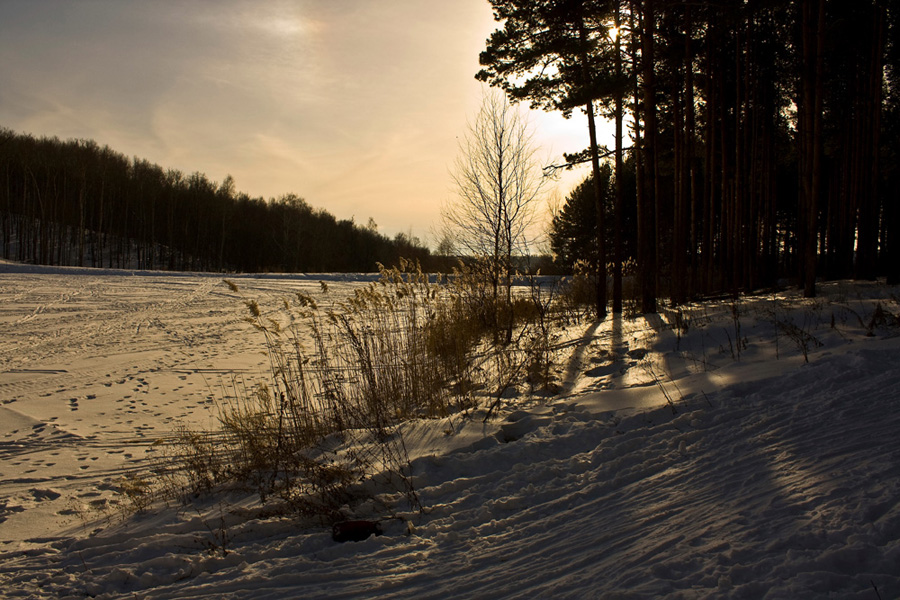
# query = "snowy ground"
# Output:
<box><xmin>1</xmin><ymin>261</ymin><xmax>899</xmax><ymax>599</ymax></box>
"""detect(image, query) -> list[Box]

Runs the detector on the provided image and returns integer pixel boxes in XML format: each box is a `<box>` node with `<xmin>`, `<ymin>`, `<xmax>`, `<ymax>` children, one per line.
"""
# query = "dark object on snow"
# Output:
<box><xmin>332</xmin><ymin>520</ymin><xmax>382</xmax><ymax>543</ymax></box>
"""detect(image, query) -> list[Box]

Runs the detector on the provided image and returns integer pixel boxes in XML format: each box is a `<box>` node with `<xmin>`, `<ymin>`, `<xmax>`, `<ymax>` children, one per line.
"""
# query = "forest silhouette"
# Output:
<box><xmin>486</xmin><ymin>0</ymin><xmax>899</xmax><ymax>311</ymax></box>
<box><xmin>0</xmin><ymin>128</ymin><xmax>432</xmax><ymax>273</ymax></box>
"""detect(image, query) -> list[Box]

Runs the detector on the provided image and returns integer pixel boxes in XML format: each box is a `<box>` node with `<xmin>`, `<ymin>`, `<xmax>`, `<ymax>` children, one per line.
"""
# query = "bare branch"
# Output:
<box><xmin>443</xmin><ymin>89</ymin><xmax>545</xmax><ymax>260</ymax></box>
<box><xmin>542</xmin><ymin>145</ymin><xmax>633</xmax><ymax>178</ymax></box>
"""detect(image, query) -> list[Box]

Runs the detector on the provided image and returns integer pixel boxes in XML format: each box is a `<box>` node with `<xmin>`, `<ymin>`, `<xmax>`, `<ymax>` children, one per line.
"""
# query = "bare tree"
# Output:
<box><xmin>443</xmin><ymin>89</ymin><xmax>544</xmax><ymax>335</ymax></box>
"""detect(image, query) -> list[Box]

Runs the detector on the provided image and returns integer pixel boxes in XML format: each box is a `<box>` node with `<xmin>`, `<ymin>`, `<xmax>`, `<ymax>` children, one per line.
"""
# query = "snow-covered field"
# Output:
<box><xmin>2</xmin><ymin>260</ymin><xmax>899</xmax><ymax>599</ymax></box>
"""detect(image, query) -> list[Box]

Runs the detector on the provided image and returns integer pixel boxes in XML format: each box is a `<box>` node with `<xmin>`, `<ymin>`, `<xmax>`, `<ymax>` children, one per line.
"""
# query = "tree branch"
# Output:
<box><xmin>542</xmin><ymin>145</ymin><xmax>633</xmax><ymax>178</ymax></box>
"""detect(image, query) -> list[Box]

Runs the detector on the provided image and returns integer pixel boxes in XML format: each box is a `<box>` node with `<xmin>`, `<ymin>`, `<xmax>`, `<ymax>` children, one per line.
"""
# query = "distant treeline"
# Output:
<box><xmin>0</xmin><ymin>127</ymin><xmax>432</xmax><ymax>273</ymax></box>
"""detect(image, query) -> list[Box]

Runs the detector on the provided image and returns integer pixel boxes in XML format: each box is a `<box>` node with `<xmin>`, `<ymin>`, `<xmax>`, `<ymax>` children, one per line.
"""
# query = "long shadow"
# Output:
<box><xmin>611</xmin><ymin>311</ymin><xmax>625</xmax><ymax>357</ymax></box>
<box><xmin>559</xmin><ymin>313</ymin><xmax>636</xmax><ymax>397</ymax></box>
<box><xmin>559</xmin><ymin>320</ymin><xmax>603</xmax><ymax>395</ymax></box>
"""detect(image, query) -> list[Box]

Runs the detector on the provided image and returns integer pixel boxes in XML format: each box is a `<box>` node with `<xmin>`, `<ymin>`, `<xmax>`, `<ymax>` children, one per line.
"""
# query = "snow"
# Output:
<box><xmin>1</xmin><ymin>259</ymin><xmax>899</xmax><ymax>599</ymax></box>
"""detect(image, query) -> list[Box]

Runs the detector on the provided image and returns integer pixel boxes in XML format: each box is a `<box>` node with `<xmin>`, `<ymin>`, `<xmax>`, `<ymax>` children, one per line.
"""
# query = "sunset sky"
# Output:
<box><xmin>0</xmin><ymin>0</ymin><xmax>610</xmax><ymax>246</ymax></box>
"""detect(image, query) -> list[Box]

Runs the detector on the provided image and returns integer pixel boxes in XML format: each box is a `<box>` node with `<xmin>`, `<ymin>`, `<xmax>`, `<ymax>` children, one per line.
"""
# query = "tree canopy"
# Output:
<box><xmin>480</xmin><ymin>0</ymin><xmax>899</xmax><ymax>311</ymax></box>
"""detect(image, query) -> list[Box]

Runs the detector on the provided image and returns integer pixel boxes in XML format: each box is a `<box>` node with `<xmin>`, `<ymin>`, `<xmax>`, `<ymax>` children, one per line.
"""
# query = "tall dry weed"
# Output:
<box><xmin>150</xmin><ymin>258</ymin><xmax>581</xmax><ymax>519</ymax></box>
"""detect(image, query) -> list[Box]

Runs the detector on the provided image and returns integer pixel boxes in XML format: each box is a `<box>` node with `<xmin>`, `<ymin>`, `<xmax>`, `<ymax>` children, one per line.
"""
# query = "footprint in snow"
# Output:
<box><xmin>30</xmin><ymin>488</ymin><xmax>62</xmax><ymax>501</ymax></box>
<box><xmin>0</xmin><ymin>501</ymin><xmax>26</xmax><ymax>521</ymax></box>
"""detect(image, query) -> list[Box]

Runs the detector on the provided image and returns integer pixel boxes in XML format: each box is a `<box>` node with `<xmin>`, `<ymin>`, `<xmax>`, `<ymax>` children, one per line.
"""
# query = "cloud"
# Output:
<box><xmin>0</xmin><ymin>0</ymin><xmax>595</xmax><ymax>239</ymax></box>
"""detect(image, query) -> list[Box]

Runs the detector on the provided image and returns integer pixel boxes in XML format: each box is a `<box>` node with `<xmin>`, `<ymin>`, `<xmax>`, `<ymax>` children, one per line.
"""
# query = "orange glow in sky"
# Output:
<box><xmin>0</xmin><ymin>0</ymin><xmax>611</xmax><ymax>246</ymax></box>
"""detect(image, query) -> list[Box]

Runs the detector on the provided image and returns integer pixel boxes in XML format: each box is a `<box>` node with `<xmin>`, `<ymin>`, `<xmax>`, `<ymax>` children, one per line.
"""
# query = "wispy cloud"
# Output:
<box><xmin>0</xmin><ymin>0</ymin><xmax>597</xmax><ymax>239</ymax></box>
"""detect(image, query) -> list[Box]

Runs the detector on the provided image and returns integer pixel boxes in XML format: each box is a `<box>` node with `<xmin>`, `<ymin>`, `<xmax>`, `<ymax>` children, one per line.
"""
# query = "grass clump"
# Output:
<box><xmin>136</xmin><ymin>258</ymin><xmax>584</xmax><ymax>521</ymax></box>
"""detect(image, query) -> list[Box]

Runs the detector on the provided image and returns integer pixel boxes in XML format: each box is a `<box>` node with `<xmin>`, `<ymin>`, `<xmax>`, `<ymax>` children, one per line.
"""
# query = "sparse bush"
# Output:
<box><xmin>867</xmin><ymin>302</ymin><xmax>900</xmax><ymax>336</ymax></box>
<box><xmin>436</xmin><ymin>258</ymin><xmax>567</xmax><ymax>406</ymax></box>
<box><xmin>522</xmin><ymin>276</ymin><xmax>562</xmax><ymax>392</ymax></box>
<box><xmin>444</xmin><ymin>258</ymin><xmax>515</xmax><ymax>341</ymax></box>
<box><xmin>117</xmin><ymin>473</ymin><xmax>155</xmax><ymax>513</ymax></box>
<box><xmin>422</xmin><ymin>292</ymin><xmax>483</xmax><ymax>405</ymax></box>
<box><xmin>764</xmin><ymin>297</ymin><xmax>823</xmax><ymax>363</ymax></box>
<box><xmin>557</xmin><ymin>260</ymin><xmax>596</xmax><ymax>323</ymax></box>
<box><xmin>725</xmin><ymin>296</ymin><xmax>749</xmax><ymax>360</ymax></box>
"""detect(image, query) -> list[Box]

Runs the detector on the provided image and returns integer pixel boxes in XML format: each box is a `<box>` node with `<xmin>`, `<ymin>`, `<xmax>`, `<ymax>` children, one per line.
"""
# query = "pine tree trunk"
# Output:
<box><xmin>684</xmin><ymin>5</ymin><xmax>697</xmax><ymax>300</ymax></box>
<box><xmin>672</xmin><ymin>16</ymin><xmax>686</xmax><ymax>305</ymax></box>
<box><xmin>799</xmin><ymin>0</ymin><xmax>825</xmax><ymax>298</ymax></box>
<box><xmin>703</xmin><ymin>25</ymin><xmax>718</xmax><ymax>294</ymax></box>
<box><xmin>612</xmin><ymin>0</ymin><xmax>624</xmax><ymax>315</ymax></box>
<box><xmin>579</xmin><ymin>17</ymin><xmax>607</xmax><ymax>320</ymax></box>
<box><xmin>639</xmin><ymin>0</ymin><xmax>658</xmax><ymax>313</ymax></box>
<box><xmin>631</xmin><ymin>0</ymin><xmax>645</xmax><ymax>308</ymax></box>
<box><xmin>855</xmin><ymin>0</ymin><xmax>885</xmax><ymax>281</ymax></box>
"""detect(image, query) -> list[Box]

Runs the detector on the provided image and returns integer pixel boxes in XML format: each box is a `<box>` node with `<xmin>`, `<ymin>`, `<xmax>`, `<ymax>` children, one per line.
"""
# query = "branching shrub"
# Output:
<box><xmin>557</xmin><ymin>260</ymin><xmax>596</xmax><ymax>323</ymax></box>
<box><xmin>763</xmin><ymin>297</ymin><xmax>823</xmax><ymax>363</ymax></box>
<box><xmin>867</xmin><ymin>302</ymin><xmax>900</xmax><ymax>336</ymax></box>
<box><xmin>522</xmin><ymin>276</ymin><xmax>562</xmax><ymax>392</ymax></box>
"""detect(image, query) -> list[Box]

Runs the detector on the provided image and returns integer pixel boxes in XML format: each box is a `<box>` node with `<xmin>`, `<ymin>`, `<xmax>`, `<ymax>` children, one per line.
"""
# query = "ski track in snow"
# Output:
<box><xmin>0</xmin><ymin>264</ymin><xmax>340</xmax><ymax>554</ymax></box>
<box><xmin>1</xmin><ymin>262</ymin><xmax>899</xmax><ymax>598</ymax></box>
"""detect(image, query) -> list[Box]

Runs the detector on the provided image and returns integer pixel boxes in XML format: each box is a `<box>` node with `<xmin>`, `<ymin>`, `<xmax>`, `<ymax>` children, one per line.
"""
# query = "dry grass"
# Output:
<box><xmin>131</xmin><ymin>258</ymin><xmax>592</xmax><ymax>520</ymax></box>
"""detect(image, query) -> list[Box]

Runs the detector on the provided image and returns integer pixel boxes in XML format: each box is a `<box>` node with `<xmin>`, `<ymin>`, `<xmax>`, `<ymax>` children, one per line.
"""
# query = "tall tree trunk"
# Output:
<box><xmin>732</xmin><ymin>20</ymin><xmax>744</xmax><ymax>294</ymax></box>
<box><xmin>631</xmin><ymin>0</ymin><xmax>645</xmax><ymax>308</ymax></box>
<box><xmin>672</xmin><ymin>9</ymin><xmax>687</xmax><ymax>305</ymax></box>
<box><xmin>612</xmin><ymin>0</ymin><xmax>624</xmax><ymax>314</ymax></box>
<box><xmin>639</xmin><ymin>0</ymin><xmax>658</xmax><ymax>313</ymax></box>
<box><xmin>799</xmin><ymin>0</ymin><xmax>825</xmax><ymax>298</ymax></box>
<box><xmin>856</xmin><ymin>0</ymin><xmax>885</xmax><ymax>281</ymax></box>
<box><xmin>703</xmin><ymin>23</ymin><xmax>718</xmax><ymax>294</ymax></box>
<box><xmin>578</xmin><ymin>17</ymin><xmax>607</xmax><ymax>320</ymax></box>
<box><xmin>684</xmin><ymin>5</ymin><xmax>698</xmax><ymax>300</ymax></box>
